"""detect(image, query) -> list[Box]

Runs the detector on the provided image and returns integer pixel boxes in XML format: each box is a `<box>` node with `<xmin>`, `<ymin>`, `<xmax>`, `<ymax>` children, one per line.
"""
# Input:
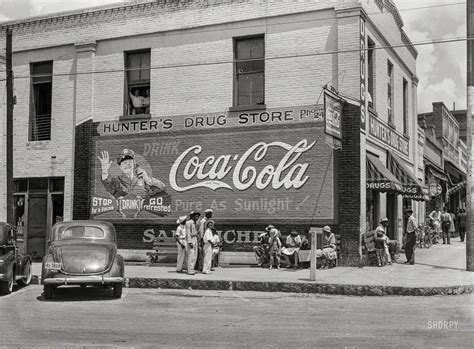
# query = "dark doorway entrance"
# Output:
<box><xmin>27</xmin><ymin>194</ymin><xmax>48</xmax><ymax>260</ymax></box>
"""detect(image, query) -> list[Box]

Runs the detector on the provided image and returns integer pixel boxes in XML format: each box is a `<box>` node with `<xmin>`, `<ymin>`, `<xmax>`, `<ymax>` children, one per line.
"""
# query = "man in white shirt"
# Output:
<box><xmin>405</xmin><ymin>208</ymin><xmax>418</xmax><ymax>265</ymax></box>
<box><xmin>185</xmin><ymin>211</ymin><xmax>200</xmax><ymax>275</ymax></box>
<box><xmin>428</xmin><ymin>206</ymin><xmax>441</xmax><ymax>233</ymax></box>
<box><xmin>195</xmin><ymin>209</ymin><xmax>213</xmax><ymax>271</ymax></box>
<box><xmin>174</xmin><ymin>215</ymin><xmax>188</xmax><ymax>273</ymax></box>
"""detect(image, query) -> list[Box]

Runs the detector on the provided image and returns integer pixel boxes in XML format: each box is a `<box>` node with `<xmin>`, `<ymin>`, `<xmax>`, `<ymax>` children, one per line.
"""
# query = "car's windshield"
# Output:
<box><xmin>57</xmin><ymin>226</ymin><xmax>105</xmax><ymax>240</ymax></box>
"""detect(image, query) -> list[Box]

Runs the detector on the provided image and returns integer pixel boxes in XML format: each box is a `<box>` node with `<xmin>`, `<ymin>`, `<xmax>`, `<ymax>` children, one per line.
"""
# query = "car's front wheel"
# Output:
<box><xmin>44</xmin><ymin>285</ymin><xmax>54</xmax><ymax>299</ymax></box>
<box><xmin>113</xmin><ymin>283</ymin><xmax>122</xmax><ymax>298</ymax></box>
<box><xmin>17</xmin><ymin>260</ymin><xmax>32</xmax><ymax>286</ymax></box>
<box><xmin>0</xmin><ymin>272</ymin><xmax>14</xmax><ymax>294</ymax></box>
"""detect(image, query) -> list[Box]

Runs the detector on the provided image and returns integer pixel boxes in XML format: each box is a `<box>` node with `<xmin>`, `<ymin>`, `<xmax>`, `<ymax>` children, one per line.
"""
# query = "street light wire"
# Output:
<box><xmin>0</xmin><ymin>35</ymin><xmax>471</xmax><ymax>82</ymax></box>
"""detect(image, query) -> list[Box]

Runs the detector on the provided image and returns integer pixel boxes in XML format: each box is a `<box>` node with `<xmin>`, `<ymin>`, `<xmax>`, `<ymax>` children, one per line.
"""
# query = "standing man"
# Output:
<box><xmin>440</xmin><ymin>207</ymin><xmax>452</xmax><ymax>244</ymax></box>
<box><xmin>458</xmin><ymin>209</ymin><xmax>467</xmax><ymax>242</ymax></box>
<box><xmin>185</xmin><ymin>211</ymin><xmax>200</xmax><ymax>275</ymax></box>
<box><xmin>404</xmin><ymin>208</ymin><xmax>417</xmax><ymax>265</ymax></box>
<box><xmin>174</xmin><ymin>215</ymin><xmax>188</xmax><ymax>273</ymax></box>
<box><xmin>196</xmin><ymin>209</ymin><xmax>213</xmax><ymax>271</ymax></box>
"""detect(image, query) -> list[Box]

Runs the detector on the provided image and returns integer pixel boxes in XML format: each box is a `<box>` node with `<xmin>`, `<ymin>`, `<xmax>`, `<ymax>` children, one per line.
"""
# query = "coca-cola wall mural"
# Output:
<box><xmin>91</xmin><ymin>105</ymin><xmax>336</xmax><ymax>223</ymax></box>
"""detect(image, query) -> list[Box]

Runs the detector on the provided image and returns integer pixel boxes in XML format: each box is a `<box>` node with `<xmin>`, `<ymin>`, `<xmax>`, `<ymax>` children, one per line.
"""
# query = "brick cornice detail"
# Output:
<box><xmin>0</xmin><ymin>1</ymin><xmax>202</xmax><ymax>32</ymax></box>
<box><xmin>75</xmin><ymin>41</ymin><xmax>97</xmax><ymax>53</ymax></box>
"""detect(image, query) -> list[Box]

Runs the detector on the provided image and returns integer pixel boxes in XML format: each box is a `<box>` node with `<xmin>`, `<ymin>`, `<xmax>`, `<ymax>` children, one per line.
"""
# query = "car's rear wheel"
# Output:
<box><xmin>0</xmin><ymin>273</ymin><xmax>14</xmax><ymax>294</ymax></box>
<box><xmin>44</xmin><ymin>285</ymin><xmax>54</xmax><ymax>299</ymax></box>
<box><xmin>18</xmin><ymin>260</ymin><xmax>32</xmax><ymax>286</ymax></box>
<box><xmin>113</xmin><ymin>283</ymin><xmax>122</xmax><ymax>298</ymax></box>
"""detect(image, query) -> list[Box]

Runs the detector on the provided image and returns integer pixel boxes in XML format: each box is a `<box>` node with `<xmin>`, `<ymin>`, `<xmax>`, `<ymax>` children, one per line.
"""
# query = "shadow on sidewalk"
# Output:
<box><xmin>415</xmin><ymin>262</ymin><xmax>465</xmax><ymax>271</ymax></box>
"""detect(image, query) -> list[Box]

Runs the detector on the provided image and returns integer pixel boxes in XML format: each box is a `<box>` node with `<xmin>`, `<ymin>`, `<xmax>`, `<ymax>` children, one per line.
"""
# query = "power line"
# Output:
<box><xmin>0</xmin><ymin>35</ymin><xmax>471</xmax><ymax>82</ymax></box>
<box><xmin>5</xmin><ymin>1</ymin><xmax>465</xmax><ymax>52</ymax></box>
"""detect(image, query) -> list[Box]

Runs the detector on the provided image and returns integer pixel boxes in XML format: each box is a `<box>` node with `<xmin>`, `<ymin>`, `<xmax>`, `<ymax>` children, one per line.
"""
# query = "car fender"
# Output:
<box><xmin>0</xmin><ymin>252</ymin><xmax>15</xmax><ymax>281</ymax></box>
<box><xmin>41</xmin><ymin>254</ymin><xmax>54</xmax><ymax>284</ymax></box>
<box><xmin>0</xmin><ymin>261</ymin><xmax>14</xmax><ymax>282</ymax></box>
<box><xmin>109</xmin><ymin>253</ymin><xmax>124</xmax><ymax>278</ymax></box>
<box><xmin>18</xmin><ymin>254</ymin><xmax>32</xmax><ymax>278</ymax></box>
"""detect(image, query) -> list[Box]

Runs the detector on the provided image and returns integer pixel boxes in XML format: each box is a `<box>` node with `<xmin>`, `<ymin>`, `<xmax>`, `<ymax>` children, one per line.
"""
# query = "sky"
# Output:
<box><xmin>0</xmin><ymin>0</ymin><xmax>467</xmax><ymax>113</ymax></box>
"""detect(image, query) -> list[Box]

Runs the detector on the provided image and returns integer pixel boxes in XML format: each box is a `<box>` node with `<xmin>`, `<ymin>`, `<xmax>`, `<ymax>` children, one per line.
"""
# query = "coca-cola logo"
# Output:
<box><xmin>169</xmin><ymin>140</ymin><xmax>316</xmax><ymax>192</ymax></box>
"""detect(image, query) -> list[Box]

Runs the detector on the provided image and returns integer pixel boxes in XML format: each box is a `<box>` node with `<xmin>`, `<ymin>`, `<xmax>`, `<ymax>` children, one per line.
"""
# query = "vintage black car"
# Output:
<box><xmin>41</xmin><ymin>220</ymin><xmax>124</xmax><ymax>299</ymax></box>
<box><xmin>0</xmin><ymin>222</ymin><xmax>33</xmax><ymax>294</ymax></box>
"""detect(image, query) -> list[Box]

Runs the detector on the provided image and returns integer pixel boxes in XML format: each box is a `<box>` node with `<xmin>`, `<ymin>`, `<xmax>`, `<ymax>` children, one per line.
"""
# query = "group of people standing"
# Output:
<box><xmin>428</xmin><ymin>206</ymin><xmax>467</xmax><ymax>244</ymax></box>
<box><xmin>175</xmin><ymin>209</ymin><xmax>221</xmax><ymax>275</ymax></box>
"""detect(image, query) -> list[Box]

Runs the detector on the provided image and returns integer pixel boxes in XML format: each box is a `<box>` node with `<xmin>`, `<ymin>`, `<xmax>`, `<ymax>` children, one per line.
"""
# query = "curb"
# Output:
<box><xmin>31</xmin><ymin>275</ymin><xmax>473</xmax><ymax>296</ymax></box>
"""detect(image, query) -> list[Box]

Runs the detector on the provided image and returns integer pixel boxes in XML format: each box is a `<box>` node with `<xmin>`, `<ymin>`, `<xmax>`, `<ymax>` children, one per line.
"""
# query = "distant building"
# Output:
<box><xmin>418</xmin><ymin>102</ymin><xmax>468</xmax><ymax>211</ymax></box>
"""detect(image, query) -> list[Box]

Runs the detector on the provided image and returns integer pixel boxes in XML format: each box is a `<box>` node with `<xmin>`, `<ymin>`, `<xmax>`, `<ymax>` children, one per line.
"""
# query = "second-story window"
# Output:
<box><xmin>30</xmin><ymin>61</ymin><xmax>53</xmax><ymax>141</ymax></box>
<box><xmin>234</xmin><ymin>36</ymin><xmax>265</xmax><ymax>108</ymax></box>
<box><xmin>403</xmin><ymin>78</ymin><xmax>408</xmax><ymax>135</ymax></box>
<box><xmin>125</xmin><ymin>50</ymin><xmax>150</xmax><ymax>116</ymax></box>
<box><xmin>387</xmin><ymin>60</ymin><xmax>394</xmax><ymax>125</ymax></box>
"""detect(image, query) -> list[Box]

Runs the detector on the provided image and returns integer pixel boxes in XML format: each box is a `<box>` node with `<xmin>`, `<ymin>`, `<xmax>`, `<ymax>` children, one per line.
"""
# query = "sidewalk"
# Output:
<box><xmin>32</xmin><ymin>240</ymin><xmax>473</xmax><ymax>296</ymax></box>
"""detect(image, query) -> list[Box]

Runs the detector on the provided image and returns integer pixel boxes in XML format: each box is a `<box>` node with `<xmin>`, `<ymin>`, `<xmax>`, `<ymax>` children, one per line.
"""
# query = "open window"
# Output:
<box><xmin>387</xmin><ymin>60</ymin><xmax>394</xmax><ymax>126</ymax></box>
<box><xmin>124</xmin><ymin>50</ymin><xmax>150</xmax><ymax>116</ymax></box>
<box><xmin>30</xmin><ymin>61</ymin><xmax>53</xmax><ymax>141</ymax></box>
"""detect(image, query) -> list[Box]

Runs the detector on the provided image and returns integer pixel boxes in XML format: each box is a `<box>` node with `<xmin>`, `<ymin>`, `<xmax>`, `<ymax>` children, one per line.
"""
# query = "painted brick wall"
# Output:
<box><xmin>4</xmin><ymin>0</ymin><xmax>347</xmax><ymax>52</ymax></box>
<box><xmin>91</xmin><ymin>10</ymin><xmax>339</xmax><ymax>120</ymax></box>
<box><xmin>338</xmin><ymin>102</ymin><xmax>361</xmax><ymax>265</ymax></box>
<box><xmin>9</xmin><ymin>46</ymin><xmax>77</xmax><ymax>219</ymax></box>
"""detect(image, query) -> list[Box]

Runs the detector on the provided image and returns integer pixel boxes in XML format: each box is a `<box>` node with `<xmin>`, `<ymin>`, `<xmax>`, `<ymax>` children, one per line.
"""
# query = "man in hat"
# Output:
<box><xmin>185</xmin><ymin>211</ymin><xmax>201</xmax><ymax>275</ymax></box>
<box><xmin>253</xmin><ymin>225</ymin><xmax>272</xmax><ymax>267</ymax></box>
<box><xmin>404</xmin><ymin>208</ymin><xmax>418</xmax><ymax>265</ymax></box>
<box><xmin>174</xmin><ymin>215</ymin><xmax>188</xmax><ymax>273</ymax></box>
<box><xmin>98</xmin><ymin>149</ymin><xmax>166</xmax><ymax>199</ymax></box>
<box><xmin>195</xmin><ymin>209</ymin><xmax>213</xmax><ymax>271</ymax></box>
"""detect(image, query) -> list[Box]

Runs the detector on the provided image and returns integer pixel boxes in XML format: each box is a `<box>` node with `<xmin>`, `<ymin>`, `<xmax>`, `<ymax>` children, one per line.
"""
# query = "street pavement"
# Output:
<box><xmin>1</xmin><ymin>286</ymin><xmax>473</xmax><ymax>348</ymax></box>
<box><xmin>30</xmin><ymin>240</ymin><xmax>474</xmax><ymax>296</ymax></box>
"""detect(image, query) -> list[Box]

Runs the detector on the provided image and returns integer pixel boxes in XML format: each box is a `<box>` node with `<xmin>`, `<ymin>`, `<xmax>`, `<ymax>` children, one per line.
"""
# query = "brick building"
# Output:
<box><xmin>0</xmin><ymin>0</ymin><xmax>422</xmax><ymax>264</ymax></box>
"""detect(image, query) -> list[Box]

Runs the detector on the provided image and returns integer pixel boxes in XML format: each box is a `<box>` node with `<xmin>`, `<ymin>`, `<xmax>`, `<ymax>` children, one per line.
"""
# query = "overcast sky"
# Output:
<box><xmin>0</xmin><ymin>0</ymin><xmax>467</xmax><ymax>113</ymax></box>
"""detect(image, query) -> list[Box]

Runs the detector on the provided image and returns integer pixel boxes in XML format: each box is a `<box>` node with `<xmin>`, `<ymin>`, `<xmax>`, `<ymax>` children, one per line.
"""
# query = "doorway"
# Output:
<box><xmin>386</xmin><ymin>193</ymin><xmax>398</xmax><ymax>240</ymax></box>
<box><xmin>27</xmin><ymin>194</ymin><xmax>48</xmax><ymax>260</ymax></box>
<box><xmin>13</xmin><ymin>178</ymin><xmax>64</xmax><ymax>261</ymax></box>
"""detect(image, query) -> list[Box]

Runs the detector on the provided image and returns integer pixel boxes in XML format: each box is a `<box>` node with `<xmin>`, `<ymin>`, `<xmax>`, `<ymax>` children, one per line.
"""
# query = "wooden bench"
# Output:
<box><xmin>146</xmin><ymin>236</ymin><xmax>177</xmax><ymax>264</ymax></box>
<box><xmin>361</xmin><ymin>230</ymin><xmax>378</xmax><ymax>266</ymax></box>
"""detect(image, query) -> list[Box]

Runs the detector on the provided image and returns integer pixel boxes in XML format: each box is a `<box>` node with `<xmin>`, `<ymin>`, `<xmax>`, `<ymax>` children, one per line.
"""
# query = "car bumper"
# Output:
<box><xmin>43</xmin><ymin>275</ymin><xmax>124</xmax><ymax>285</ymax></box>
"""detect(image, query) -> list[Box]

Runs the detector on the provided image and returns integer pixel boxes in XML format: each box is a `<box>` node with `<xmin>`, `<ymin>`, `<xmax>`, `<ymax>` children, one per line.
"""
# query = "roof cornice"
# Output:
<box><xmin>0</xmin><ymin>1</ymin><xmax>158</xmax><ymax>29</ymax></box>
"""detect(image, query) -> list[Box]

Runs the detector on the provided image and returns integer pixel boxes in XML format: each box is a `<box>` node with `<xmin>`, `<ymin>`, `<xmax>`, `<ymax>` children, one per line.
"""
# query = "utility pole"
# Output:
<box><xmin>467</xmin><ymin>0</ymin><xmax>473</xmax><ymax>271</ymax></box>
<box><xmin>6</xmin><ymin>27</ymin><xmax>13</xmax><ymax>225</ymax></box>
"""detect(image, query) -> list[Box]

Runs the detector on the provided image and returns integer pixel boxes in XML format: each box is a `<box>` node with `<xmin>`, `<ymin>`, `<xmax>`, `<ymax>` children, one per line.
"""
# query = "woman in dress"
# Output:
<box><xmin>318</xmin><ymin>225</ymin><xmax>337</xmax><ymax>269</ymax></box>
<box><xmin>202</xmin><ymin>220</ymin><xmax>215</xmax><ymax>274</ymax></box>
<box><xmin>281</xmin><ymin>230</ymin><xmax>302</xmax><ymax>268</ymax></box>
<box><xmin>448</xmin><ymin>210</ymin><xmax>456</xmax><ymax>239</ymax></box>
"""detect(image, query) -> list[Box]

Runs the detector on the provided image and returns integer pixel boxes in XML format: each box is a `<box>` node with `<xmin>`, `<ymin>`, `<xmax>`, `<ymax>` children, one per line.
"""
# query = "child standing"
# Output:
<box><xmin>375</xmin><ymin>231</ymin><xmax>392</xmax><ymax>266</ymax></box>
<box><xmin>268</xmin><ymin>227</ymin><xmax>281</xmax><ymax>270</ymax></box>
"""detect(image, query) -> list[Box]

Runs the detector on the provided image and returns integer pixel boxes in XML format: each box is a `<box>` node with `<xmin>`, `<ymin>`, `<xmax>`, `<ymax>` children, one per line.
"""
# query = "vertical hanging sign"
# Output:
<box><xmin>360</xmin><ymin>17</ymin><xmax>367</xmax><ymax>131</ymax></box>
